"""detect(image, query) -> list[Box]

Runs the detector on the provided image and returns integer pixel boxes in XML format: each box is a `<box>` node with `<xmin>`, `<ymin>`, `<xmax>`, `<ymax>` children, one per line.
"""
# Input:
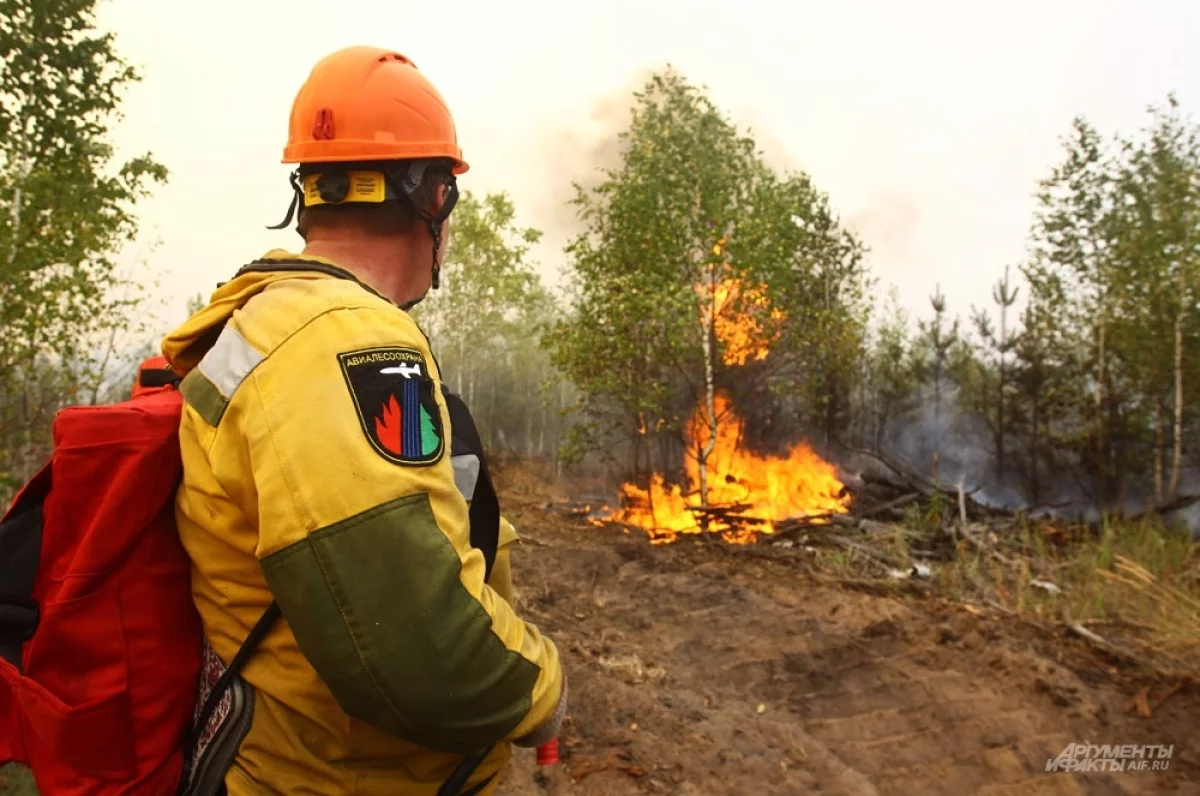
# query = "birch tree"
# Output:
<box><xmin>0</xmin><ymin>0</ymin><xmax>168</xmax><ymax>497</ymax></box>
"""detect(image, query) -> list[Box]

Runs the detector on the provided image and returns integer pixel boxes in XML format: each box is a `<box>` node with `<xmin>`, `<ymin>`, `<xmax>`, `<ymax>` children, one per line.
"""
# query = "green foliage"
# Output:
<box><xmin>854</xmin><ymin>288</ymin><xmax>920</xmax><ymax>450</ymax></box>
<box><xmin>913</xmin><ymin>284</ymin><xmax>960</xmax><ymax>477</ymax></box>
<box><xmin>1013</xmin><ymin>96</ymin><xmax>1200</xmax><ymax>512</ymax></box>
<box><xmin>548</xmin><ymin>68</ymin><xmax>870</xmax><ymax>480</ymax></box>
<box><xmin>411</xmin><ymin>190</ymin><xmax>571</xmax><ymax>457</ymax></box>
<box><xmin>0</xmin><ymin>0</ymin><xmax>167</xmax><ymax>499</ymax></box>
<box><xmin>548</xmin><ymin>70</ymin><xmax>760</xmax><ymax>459</ymax></box>
<box><xmin>891</xmin><ymin>94</ymin><xmax>1200</xmax><ymax>517</ymax></box>
<box><xmin>0</xmin><ymin>763</ymin><xmax>37</xmax><ymax>795</ymax></box>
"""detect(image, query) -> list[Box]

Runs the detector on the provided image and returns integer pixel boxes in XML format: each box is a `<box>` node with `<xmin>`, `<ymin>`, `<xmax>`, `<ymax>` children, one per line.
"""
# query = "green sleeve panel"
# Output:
<box><xmin>260</xmin><ymin>492</ymin><xmax>541</xmax><ymax>755</ymax></box>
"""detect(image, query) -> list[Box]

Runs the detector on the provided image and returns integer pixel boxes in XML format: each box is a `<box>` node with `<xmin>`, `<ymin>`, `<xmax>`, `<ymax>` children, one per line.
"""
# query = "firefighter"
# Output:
<box><xmin>161</xmin><ymin>46</ymin><xmax>565</xmax><ymax>795</ymax></box>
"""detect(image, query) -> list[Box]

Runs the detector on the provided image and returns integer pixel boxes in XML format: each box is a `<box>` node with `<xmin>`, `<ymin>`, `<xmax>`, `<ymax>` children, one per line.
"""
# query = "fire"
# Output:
<box><xmin>711</xmin><ymin>278</ymin><xmax>786</xmax><ymax>367</ymax></box>
<box><xmin>609</xmin><ymin>392</ymin><xmax>851</xmax><ymax>544</ymax></box>
<box><xmin>602</xmin><ymin>250</ymin><xmax>849</xmax><ymax>544</ymax></box>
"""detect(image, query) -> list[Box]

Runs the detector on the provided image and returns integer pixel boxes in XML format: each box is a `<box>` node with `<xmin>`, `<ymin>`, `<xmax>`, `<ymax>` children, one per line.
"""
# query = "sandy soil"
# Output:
<box><xmin>2</xmin><ymin>468</ymin><xmax>1196</xmax><ymax>796</ymax></box>
<box><xmin>492</xmin><ymin>469</ymin><xmax>1199</xmax><ymax>796</ymax></box>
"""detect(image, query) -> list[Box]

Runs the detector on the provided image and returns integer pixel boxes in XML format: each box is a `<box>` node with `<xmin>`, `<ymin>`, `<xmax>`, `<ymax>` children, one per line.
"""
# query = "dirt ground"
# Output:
<box><xmin>491</xmin><ymin>467</ymin><xmax>1199</xmax><ymax>796</ymax></box>
<box><xmin>2</xmin><ymin>468</ymin><xmax>1196</xmax><ymax>796</ymax></box>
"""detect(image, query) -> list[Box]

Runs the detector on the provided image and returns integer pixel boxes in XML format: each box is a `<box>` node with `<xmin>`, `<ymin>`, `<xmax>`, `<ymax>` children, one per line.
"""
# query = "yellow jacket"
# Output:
<box><xmin>162</xmin><ymin>251</ymin><xmax>564</xmax><ymax>795</ymax></box>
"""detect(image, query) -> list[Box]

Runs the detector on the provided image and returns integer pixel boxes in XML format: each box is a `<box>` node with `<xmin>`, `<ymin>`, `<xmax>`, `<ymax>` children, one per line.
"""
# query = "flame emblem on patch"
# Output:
<box><xmin>374</xmin><ymin>394</ymin><xmax>402</xmax><ymax>455</ymax></box>
<box><xmin>339</xmin><ymin>346</ymin><xmax>444</xmax><ymax>465</ymax></box>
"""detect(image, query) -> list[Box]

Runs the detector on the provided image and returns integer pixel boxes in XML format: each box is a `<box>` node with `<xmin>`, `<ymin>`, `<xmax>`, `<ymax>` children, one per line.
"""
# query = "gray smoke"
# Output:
<box><xmin>527</xmin><ymin>64</ymin><xmax>664</xmax><ymax>289</ymax></box>
<box><xmin>877</xmin><ymin>383</ymin><xmax>1200</xmax><ymax>536</ymax></box>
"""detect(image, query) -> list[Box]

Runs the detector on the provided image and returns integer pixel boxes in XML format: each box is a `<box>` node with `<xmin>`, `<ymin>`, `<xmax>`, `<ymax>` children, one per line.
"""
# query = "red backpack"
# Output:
<box><xmin>0</xmin><ymin>363</ymin><xmax>274</xmax><ymax>795</ymax></box>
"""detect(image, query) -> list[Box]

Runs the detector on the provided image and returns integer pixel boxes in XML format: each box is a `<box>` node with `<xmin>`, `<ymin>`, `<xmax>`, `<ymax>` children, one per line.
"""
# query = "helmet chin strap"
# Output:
<box><xmin>393</xmin><ymin>161</ymin><xmax>458</xmax><ymax>312</ymax></box>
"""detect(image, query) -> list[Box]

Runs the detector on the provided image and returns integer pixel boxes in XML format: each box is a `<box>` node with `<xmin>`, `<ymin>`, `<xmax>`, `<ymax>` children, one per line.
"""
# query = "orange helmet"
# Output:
<box><xmin>281</xmin><ymin>46</ymin><xmax>468</xmax><ymax>173</ymax></box>
<box><xmin>268</xmin><ymin>46</ymin><xmax>465</xmax><ymax>305</ymax></box>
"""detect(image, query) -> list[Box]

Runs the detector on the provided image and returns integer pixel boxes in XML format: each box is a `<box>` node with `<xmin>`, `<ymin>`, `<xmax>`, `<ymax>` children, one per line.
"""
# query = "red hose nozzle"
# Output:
<box><xmin>536</xmin><ymin>739</ymin><xmax>559</xmax><ymax>766</ymax></box>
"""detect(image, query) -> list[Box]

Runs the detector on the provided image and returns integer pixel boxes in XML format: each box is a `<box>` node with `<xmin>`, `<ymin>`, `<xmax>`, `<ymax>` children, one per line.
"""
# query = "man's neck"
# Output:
<box><xmin>301</xmin><ymin>239</ymin><xmax>424</xmax><ymax>307</ymax></box>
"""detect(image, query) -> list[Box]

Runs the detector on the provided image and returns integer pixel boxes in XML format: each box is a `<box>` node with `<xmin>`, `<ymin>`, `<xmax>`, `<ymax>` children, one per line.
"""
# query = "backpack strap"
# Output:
<box><xmin>0</xmin><ymin>465</ymin><xmax>49</xmax><ymax>671</ymax></box>
<box><xmin>186</xmin><ymin>601</ymin><xmax>280</xmax><ymax>750</ymax></box>
<box><xmin>180</xmin><ymin>600</ymin><xmax>281</xmax><ymax>788</ymax></box>
<box><xmin>441</xmin><ymin>388</ymin><xmax>500</xmax><ymax>581</ymax></box>
<box><xmin>430</xmin><ymin>388</ymin><xmax>503</xmax><ymax>795</ymax></box>
<box><xmin>436</xmin><ymin>746</ymin><xmax>496</xmax><ymax>796</ymax></box>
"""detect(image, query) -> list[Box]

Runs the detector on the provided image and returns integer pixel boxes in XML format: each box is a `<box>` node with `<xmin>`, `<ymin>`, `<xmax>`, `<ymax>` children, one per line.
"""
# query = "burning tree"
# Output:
<box><xmin>549</xmin><ymin>68</ymin><xmax>865</xmax><ymax>542</ymax></box>
<box><xmin>548</xmin><ymin>69</ymin><xmax>766</xmax><ymax>491</ymax></box>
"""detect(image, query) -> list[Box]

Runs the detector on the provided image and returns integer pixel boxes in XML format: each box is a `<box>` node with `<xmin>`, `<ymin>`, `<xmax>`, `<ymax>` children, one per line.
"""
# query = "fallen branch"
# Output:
<box><xmin>822</xmin><ymin>534</ymin><xmax>904</xmax><ymax>571</ymax></box>
<box><xmin>1152</xmin><ymin>680</ymin><xmax>1187</xmax><ymax>712</ymax></box>
<box><xmin>860</xmin><ymin>518</ymin><xmax>905</xmax><ymax>536</ymax></box>
<box><xmin>1126</xmin><ymin>493</ymin><xmax>1200</xmax><ymax>524</ymax></box>
<box><xmin>1065</xmin><ymin>623</ymin><xmax>1183</xmax><ymax>678</ymax></box>
<box><xmin>833</xmin><ymin>438</ymin><xmax>990</xmax><ymax>507</ymax></box>
<box><xmin>771</xmin><ymin>514</ymin><xmax>838</xmax><ymax>537</ymax></box>
<box><xmin>857</xmin><ymin>492</ymin><xmax>920</xmax><ymax>519</ymax></box>
<box><xmin>1020</xmin><ymin>499</ymin><xmax>1074</xmax><ymax>514</ymax></box>
<box><xmin>1125</xmin><ymin>686</ymin><xmax>1152</xmax><ymax>717</ymax></box>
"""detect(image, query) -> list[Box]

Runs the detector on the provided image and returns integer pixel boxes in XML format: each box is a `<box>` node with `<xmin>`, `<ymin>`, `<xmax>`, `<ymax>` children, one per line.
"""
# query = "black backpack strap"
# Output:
<box><xmin>139</xmin><ymin>366</ymin><xmax>181</xmax><ymax>389</ymax></box>
<box><xmin>0</xmin><ymin>464</ymin><xmax>50</xmax><ymax>671</ymax></box>
<box><xmin>183</xmin><ymin>601</ymin><xmax>281</xmax><ymax>760</ymax></box>
<box><xmin>432</xmin><ymin>389</ymin><xmax>503</xmax><ymax>795</ymax></box>
<box><xmin>436</xmin><ymin>745</ymin><xmax>496</xmax><ymax>796</ymax></box>
<box><xmin>441</xmin><ymin>388</ymin><xmax>500</xmax><ymax>581</ymax></box>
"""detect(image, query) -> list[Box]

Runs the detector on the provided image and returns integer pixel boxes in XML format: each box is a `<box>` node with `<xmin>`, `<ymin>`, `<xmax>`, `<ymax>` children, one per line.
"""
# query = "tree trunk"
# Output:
<box><xmin>1112</xmin><ymin>401</ymin><xmax>1127</xmax><ymax>511</ymax></box>
<box><xmin>1167</xmin><ymin>309</ymin><xmax>1184</xmax><ymax>500</ymax></box>
<box><xmin>554</xmin><ymin>379</ymin><xmax>567</xmax><ymax>471</ymax></box>
<box><xmin>996</xmin><ymin>309</ymin><xmax>1006</xmax><ymax>480</ymax></box>
<box><xmin>525</xmin><ymin>400</ymin><xmax>534</xmax><ymax>456</ymax></box>
<box><xmin>932</xmin><ymin>368</ymin><xmax>942</xmax><ymax>481</ymax></box>
<box><xmin>1029</xmin><ymin>389</ymin><xmax>1041</xmax><ymax>505</ymax></box>
<box><xmin>697</xmin><ymin>286</ymin><xmax>718</xmax><ymax>509</ymax></box>
<box><xmin>823</xmin><ymin>366</ymin><xmax>838</xmax><ymax>449</ymax></box>
<box><xmin>642</xmin><ymin>423</ymin><xmax>656</xmax><ymax>525</ymax></box>
<box><xmin>538</xmin><ymin>389</ymin><xmax>548</xmax><ymax>456</ymax></box>
<box><xmin>1154</xmin><ymin>397</ymin><xmax>1165</xmax><ymax>508</ymax></box>
<box><xmin>456</xmin><ymin>337</ymin><xmax>464</xmax><ymax>395</ymax></box>
<box><xmin>630</xmin><ymin>425</ymin><xmax>641</xmax><ymax>495</ymax></box>
<box><xmin>487</xmin><ymin>376</ymin><xmax>497</xmax><ymax>450</ymax></box>
<box><xmin>1095</xmin><ymin>316</ymin><xmax>1108</xmax><ymax>511</ymax></box>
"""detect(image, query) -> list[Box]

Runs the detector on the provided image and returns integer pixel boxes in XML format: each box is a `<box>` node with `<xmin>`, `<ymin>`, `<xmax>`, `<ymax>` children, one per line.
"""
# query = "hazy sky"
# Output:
<box><xmin>95</xmin><ymin>0</ymin><xmax>1200</xmax><ymax>336</ymax></box>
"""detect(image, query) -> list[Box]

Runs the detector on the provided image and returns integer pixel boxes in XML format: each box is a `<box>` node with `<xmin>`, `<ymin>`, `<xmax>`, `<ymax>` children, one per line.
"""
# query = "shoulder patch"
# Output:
<box><xmin>338</xmin><ymin>346</ymin><xmax>445</xmax><ymax>465</ymax></box>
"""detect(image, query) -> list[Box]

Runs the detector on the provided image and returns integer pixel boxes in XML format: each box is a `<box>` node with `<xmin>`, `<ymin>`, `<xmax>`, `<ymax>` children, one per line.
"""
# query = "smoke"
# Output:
<box><xmin>875</xmin><ymin>384</ymin><xmax>1200</xmax><ymax>536</ymax></box>
<box><xmin>729</xmin><ymin>105</ymin><xmax>799</xmax><ymax>175</ymax></box>
<box><xmin>1174</xmin><ymin>502</ymin><xmax>1200</xmax><ymax>539</ymax></box>
<box><xmin>526</xmin><ymin>64</ymin><xmax>664</xmax><ymax>285</ymax></box>
<box><xmin>880</xmin><ymin>385</ymin><xmax>1029</xmax><ymax>508</ymax></box>
<box><xmin>845</xmin><ymin>192</ymin><xmax>922</xmax><ymax>267</ymax></box>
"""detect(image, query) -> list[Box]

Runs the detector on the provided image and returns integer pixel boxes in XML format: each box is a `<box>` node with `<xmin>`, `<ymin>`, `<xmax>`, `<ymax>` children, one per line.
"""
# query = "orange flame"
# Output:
<box><xmin>710</xmin><ymin>278</ymin><xmax>786</xmax><ymax>367</ymax></box>
<box><xmin>609</xmin><ymin>392</ymin><xmax>850</xmax><ymax>544</ymax></box>
<box><xmin>375</xmin><ymin>395</ymin><xmax>402</xmax><ymax>455</ymax></box>
<box><xmin>606</xmin><ymin>265</ymin><xmax>845</xmax><ymax>544</ymax></box>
